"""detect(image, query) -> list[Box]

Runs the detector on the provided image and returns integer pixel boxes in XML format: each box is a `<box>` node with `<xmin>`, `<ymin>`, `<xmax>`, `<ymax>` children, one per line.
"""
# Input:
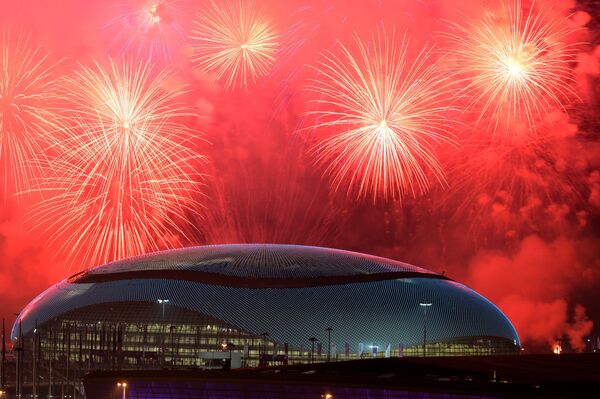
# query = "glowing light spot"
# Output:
<box><xmin>505</xmin><ymin>55</ymin><xmax>526</xmax><ymax>78</ymax></box>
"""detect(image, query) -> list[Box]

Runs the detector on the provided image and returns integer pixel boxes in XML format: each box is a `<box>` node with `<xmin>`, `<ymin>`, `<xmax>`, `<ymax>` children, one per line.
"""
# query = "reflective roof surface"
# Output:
<box><xmin>13</xmin><ymin>244</ymin><xmax>520</xmax><ymax>348</ymax></box>
<box><xmin>76</xmin><ymin>244</ymin><xmax>436</xmax><ymax>279</ymax></box>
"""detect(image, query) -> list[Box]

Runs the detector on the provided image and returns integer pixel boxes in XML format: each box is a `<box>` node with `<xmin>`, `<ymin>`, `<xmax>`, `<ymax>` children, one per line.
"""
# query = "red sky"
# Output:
<box><xmin>0</xmin><ymin>0</ymin><xmax>599</xmax><ymax>353</ymax></box>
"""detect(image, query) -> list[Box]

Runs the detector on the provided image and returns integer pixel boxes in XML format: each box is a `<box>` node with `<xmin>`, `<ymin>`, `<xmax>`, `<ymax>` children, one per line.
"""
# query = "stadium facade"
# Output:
<box><xmin>12</xmin><ymin>244</ymin><xmax>520</xmax><ymax>377</ymax></box>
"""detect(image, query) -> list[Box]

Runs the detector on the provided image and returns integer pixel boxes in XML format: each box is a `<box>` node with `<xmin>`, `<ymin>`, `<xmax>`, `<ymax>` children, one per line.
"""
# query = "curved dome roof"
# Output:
<box><xmin>67</xmin><ymin>244</ymin><xmax>447</xmax><ymax>288</ymax></box>
<box><xmin>13</xmin><ymin>244</ymin><xmax>520</xmax><ymax>350</ymax></box>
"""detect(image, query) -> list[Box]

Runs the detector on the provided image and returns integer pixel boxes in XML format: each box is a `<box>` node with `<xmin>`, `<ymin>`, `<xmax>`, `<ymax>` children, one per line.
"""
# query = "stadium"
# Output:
<box><xmin>12</xmin><ymin>244</ymin><xmax>520</xmax><ymax>378</ymax></box>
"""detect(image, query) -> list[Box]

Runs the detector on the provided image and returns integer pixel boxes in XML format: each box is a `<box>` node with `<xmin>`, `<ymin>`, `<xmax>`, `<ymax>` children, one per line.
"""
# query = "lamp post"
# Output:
<box><xmin>227</xmin><ymin>342</ymin><xmax>235</xmax><ymax>363</ymax></box>
<box><xmin>1</xmin><ymin>318</ymin><xmax>5</xmax><ymax>393</ymax></box>
<box><xmin>157</xmin><ymin>299</ymin><xmax>169</xmax><ymax>367</ymax></box>
<box><xmin>260</xmin><ymin>332</ymin><xmax>269</xmax><ymax>367</ymax></box>
<box><xmin>32</xmin><ymin>321</ymin><xmax>38</xmax><ymax>399</ymax></box>
<box><xmin>325</xmin><ymin>327</ymin><xmax>333</xmax><ymax>362</ymax></box>
<box><xmin>157</xmin><ymin>299</ymin><xmax>170</xmax><ymax>319</ymax></box>
<box><xmin>15</xmin><ymin>318</ymin><xmax>22</xmax><ymax>399</ymax></box>
<box><xmin>117</xmin><ymin>381</ymin><xmax>127</xmax><ymax>399</ymax></box>
<box><xmin>419</xmin><ymin>303</ymin><xmax>432</xmax><ymax>357</ymax></box>
<box><xmin>308</xmin><ymin>337</ymin><xmax>318</xmax><ymax>364</ymax></box>
<box><xmin>222</xmin><ymin>342</ymin><xmax>235</xmax><ymax>369</ymax></box>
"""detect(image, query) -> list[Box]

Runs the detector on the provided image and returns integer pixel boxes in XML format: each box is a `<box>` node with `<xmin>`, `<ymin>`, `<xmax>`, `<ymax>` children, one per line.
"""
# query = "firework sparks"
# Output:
<box><xmin>0</xmin><ymin>34</ymin><xmax>63</xmax><ymax>201</ymax></box>
<box><xmin>105</xmin><ymin>0</ymin><xmax>186</xmax><ymax>62</ymax></box>
<box><xmin>190</xmin><ymin>0</ymin><xmax>278</xmax><ymax>90</ymax></box>
<box><xmin>446</xmin><ymin>0</ymin><xmax>579</xmax><ymax>134</ymax></box>
<box><xmin>306</xmin><ymin>31</ymin><xmax>454</xmax><ymax>201</ymax></box>
<box><xmin>202</xmin><ymin>130</ymin><xmax>338</xmax><ymax>246</ymax></box>
<box><xmin>31</xmin><ymin>59</ymin><xmax>205</xmax><ymax>269</ymax></box>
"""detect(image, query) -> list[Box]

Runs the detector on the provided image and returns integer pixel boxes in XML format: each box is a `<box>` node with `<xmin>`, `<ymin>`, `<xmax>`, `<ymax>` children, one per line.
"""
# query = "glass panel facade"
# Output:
<box><xmin>12</xmin><ymin>301</ymin><xmax>518</xmax><ymax>396</ymax></box>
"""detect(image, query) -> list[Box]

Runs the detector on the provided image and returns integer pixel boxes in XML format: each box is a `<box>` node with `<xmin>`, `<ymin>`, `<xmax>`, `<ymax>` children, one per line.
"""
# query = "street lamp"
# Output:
<box><xmin>419</xmin><ymin>303</ymin><xmax>432</xmax><ymax>357</ymax></box>
<box><xmin>157</xmin><ymin>299</ymin><xmax>170</xmax><ymax>366</ymax></box>
<box><xmin>260</xmin><ymin>332</ymin><xmax>269</xmax><ymax>367</ymax></box>
<box><xmin>157</xmin><ymin>299</ymin><xmax>170</xmax><ymax>319</ymax></box>
<box><xmin>308</xmin><ymin>337</ymin><xmax>319</xmax><ymax>364</ymax></box>
<box><xmin>1</xmin><ymin>318</ymin><xmax>5</xmax><ymax>395</ymax></box>
<box><xmin>325</xmin><ymin>327</ymin><xmax>333</xmax><ymax>362</ymax></box>
<box><xmin>117</xmin><ymin>381</ymin><xmax>127</xmax><ymax>399</ymax></box>
<box><xmin>222</xmin><ymin>342</ymin><xmax>235</xmax><ymax>369</ymax></box>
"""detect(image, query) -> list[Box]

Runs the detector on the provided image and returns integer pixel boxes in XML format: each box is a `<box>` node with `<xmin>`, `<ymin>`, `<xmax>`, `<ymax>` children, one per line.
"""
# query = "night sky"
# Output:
<box><xmin>0</xmin><ymin>0</ymin><xmax>599</xmax><ymax>354</ymax></box>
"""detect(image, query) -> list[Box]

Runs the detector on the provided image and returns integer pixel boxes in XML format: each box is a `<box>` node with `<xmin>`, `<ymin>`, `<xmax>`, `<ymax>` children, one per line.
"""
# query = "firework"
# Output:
<box><xmin>105</xmin><ymin>0</ymin><xmax>187</xmax><ymax>62</ymax></box>
<box><xmin>31</xmin><ymin>60</ymin><xmax>204</xmax><ymax>269</ymax></box>
<box><xmin>306</xmin><ymin>31</ymin><xmax>454</xmax><ymax>201</ymax></box>
<box><xmin>445</xmin><ymin>0</ymin><xmax>579</xmax><ymax>134</ymax></box>
<box><xmin>0</xmin><ymin>34</ymin><xmax>63</xmax><ymax>200</ymax></box>
<box><xmin>190</xmin><ymin>0</ymin><xmax>278</xmax><ymax>90</ymax></box>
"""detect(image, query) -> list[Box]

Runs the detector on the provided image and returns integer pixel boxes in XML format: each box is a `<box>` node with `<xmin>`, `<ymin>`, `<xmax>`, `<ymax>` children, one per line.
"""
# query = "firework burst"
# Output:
<box><xmin>0</xmin><ymin>34</ymin><xmax>63</xmax><ymax>201</ymax></box>
<box><xmin>306</xmin><ymin>31</ymin><xmax>454</xmax><ymax>201</ymax></box>
<box><xmin>105</xmin><ymin>0</ymin><xmax>187</xmax><ymax>62</ymax></box>
<box><xmin>445</xmin><ymin>0</ymin><xmax>579</xmax><ymax>135</ymax></box>
<box><xmin>190</xmin><ymin>0</ymin><xmax>278</xmax><ymax>90</ymax></box>
<box><xmin>31</xmin><ymin>59</ymin><xmax>205</xmax><ymax>269</ymax></box>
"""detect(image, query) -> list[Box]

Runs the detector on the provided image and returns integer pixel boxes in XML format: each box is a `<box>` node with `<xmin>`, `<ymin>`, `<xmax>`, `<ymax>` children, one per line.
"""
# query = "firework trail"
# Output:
<box><xmin>105</xmin><ymin>0</ymin><xmax>187</xmax><ymax>62</ymax></box>
<box><xmin>306</xmin><ymin>30</ymin><xmax>455</xmax><ymax>202</ymax></box>
<box><xmin>445</xmin><ymin>0</ymin><xmax>579</xmax><ymax>135</ymax></box>
<box><xmin>0</xmin><ymin>34</ymin><xmax>64</xmax><ymax>201</ymax></box>
<box><xmin>31</xmin><ymin>59</ymin><xmax>205</xmax><ymax>269</ymax></box>
<box><xmin>201</xmin><ymin>128</ymin><xmax>339</xmax><ymax>246</ymax></box>
<box><xmin>190</xmin><ymin>0</ymin><xmax>278</xmax><ymax>90</ymax></box>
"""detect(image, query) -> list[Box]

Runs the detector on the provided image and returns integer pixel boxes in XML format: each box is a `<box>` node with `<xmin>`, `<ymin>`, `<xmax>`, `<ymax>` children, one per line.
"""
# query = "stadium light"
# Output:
<box><xmin>157</xmin><ymin>299</ymin><xmax>170</xmax><ymax>366</ymax></box>
<box><xmin>419</xmin><ymin>303</ymin><xmax>432</xmax><ymax>357</ymax></box>
<box><xmin>309</xmin><ymin>337</ymin><xmax>319</xmax><ymax>364</ymax></box>
<box><xmin>157</xmin><ymin>299</ymin><xmax>170</xmax><ymax>318</ymax></box>
<box><xmin>326</xmin><ymin>327</ymin><xmax>333</xmax><ymax>362</ymax></box>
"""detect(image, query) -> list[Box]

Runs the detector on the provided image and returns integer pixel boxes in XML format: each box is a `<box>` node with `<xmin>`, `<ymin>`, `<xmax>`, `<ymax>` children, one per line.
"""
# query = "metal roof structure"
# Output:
<box><xmin>13</xmin><ymin>244</ymin><xmax>520</xmax><ymax>351</ymax></box>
